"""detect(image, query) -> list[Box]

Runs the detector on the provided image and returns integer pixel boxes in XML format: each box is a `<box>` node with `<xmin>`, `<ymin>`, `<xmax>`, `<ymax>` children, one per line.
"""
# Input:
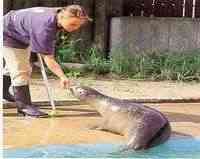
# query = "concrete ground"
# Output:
<box><xmin>3</xmin><ymin>77</ymin><xmax>200</xmax><ymax>149</ymax></box>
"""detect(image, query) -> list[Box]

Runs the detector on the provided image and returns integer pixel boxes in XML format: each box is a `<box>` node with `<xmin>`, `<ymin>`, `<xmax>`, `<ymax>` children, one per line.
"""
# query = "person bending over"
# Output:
<box><xmin>3</xmin><ymin>5</ymin><xmax>92</xmax><ymax>117</ymax></box>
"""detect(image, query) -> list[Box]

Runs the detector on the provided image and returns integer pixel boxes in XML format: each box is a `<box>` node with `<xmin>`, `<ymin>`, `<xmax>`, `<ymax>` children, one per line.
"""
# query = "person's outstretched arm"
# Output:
<box><xmin>41</xmin><ymin>54</ymin><xmax>70</xmax><ymax>89</ymax></box>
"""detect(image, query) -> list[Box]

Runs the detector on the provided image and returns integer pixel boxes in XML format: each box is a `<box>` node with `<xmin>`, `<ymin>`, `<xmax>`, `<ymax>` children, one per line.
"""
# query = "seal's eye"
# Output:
<box><xmin>77</xmin><ymin>88</ymin><xmax>85</xmax><ymax>95</ymax></box>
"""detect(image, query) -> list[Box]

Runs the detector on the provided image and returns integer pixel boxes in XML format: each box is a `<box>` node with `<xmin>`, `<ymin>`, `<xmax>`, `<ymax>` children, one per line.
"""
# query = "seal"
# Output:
<box><xmin>70</xmin><ymin>86</ymin><xmax>171</xmax><ymax>150</ymax></box>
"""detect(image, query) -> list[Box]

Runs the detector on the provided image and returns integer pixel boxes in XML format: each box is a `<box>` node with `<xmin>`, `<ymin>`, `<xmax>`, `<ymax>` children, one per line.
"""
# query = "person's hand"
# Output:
<box><xmin>60</xmin><ymin>77</ymin><xmax>71</xmax><ymax>89</ymax></box>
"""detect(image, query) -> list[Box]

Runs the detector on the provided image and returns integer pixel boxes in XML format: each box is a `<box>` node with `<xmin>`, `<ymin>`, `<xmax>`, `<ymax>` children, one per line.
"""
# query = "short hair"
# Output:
<box><xmin>60</xmin><ymin>5</ymin><xmax>92</xmax><ymax>21</ymax></box>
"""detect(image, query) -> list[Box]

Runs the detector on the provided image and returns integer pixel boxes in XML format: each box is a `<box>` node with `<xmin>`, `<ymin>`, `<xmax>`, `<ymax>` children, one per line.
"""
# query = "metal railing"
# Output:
<box><xmin>124</xmin><ymin>0</ymin><xmax>199</xmax><ymax>18</ymax></box>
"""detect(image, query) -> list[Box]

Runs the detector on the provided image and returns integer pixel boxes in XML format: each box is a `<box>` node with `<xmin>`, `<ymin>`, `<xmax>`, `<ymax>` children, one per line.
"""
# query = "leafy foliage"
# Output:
<box><xmin>56</xmin><ymin>31</ymin><xmax>85</xmax><ymax>63</ymax></box>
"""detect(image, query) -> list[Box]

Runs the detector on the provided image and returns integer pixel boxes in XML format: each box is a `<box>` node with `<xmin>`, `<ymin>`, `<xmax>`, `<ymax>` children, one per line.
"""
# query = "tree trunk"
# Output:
<box><xmin>93</xmin><ymin>0</ymin><xmax>108</xmax><ymax>52</ymax></box>
<box><xmin>94</xmin><ymin>0</ymin><xmax>123</xmax><ymax>53</ymax></box>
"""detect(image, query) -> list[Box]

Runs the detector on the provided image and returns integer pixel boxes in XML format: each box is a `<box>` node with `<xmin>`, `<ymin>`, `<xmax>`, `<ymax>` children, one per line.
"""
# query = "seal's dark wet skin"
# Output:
<box><xmin>4</xmin><ymin>138</ymin><xmax>200</xmax><ymax>158</ymax></box>
<box><xmin>70</xmin><ymin>86</ymin><xmax>171</xmax><ymax>150</ymax></box>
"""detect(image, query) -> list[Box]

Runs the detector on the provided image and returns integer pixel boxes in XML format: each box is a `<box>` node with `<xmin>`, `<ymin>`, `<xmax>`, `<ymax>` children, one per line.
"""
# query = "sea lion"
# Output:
<box><xmin>70</xmin><ymin>86</ymin><xmax>171</xmax><ymax>150</ymax></box>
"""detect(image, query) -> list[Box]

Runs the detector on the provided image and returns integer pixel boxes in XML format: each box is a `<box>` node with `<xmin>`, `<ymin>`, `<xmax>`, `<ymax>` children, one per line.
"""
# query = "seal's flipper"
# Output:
<box><xmin>126</xmin><ymin>126</ymin><xmax>144</xmax><ymax>150</ymax></box>
<box><xmin>127</xmin><ymin>121</ymin><xmax>171</xmax><ymax>150</ymax></box>
<box><xmin>87</xmin><ymin>119</ymin><xmax>107</xmax><ymax>131</ymax></box>
<box><xmin>147</xmin><ymin>122</ymin><xmax>171</xmax><ymax>148</ymax></box>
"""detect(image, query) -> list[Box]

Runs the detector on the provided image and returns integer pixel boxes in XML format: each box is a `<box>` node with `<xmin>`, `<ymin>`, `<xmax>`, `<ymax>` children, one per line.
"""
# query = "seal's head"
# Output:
<box><xmin>70</xmin><ymin>86</ymin><xmax>101</xmax><ymax>101</ymax></box>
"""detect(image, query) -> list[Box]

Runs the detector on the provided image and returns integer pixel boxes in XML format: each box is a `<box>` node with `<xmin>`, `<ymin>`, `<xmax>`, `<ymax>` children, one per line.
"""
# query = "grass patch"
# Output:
<box><xmin>83</xmin><ymin>47</ymin><xmax>111</xmax><ymax>75</ymax></box>
<box><xmin>110</xmin><ymin>49</ymin><xmax>200</xmax><ymax>81</ymax></box>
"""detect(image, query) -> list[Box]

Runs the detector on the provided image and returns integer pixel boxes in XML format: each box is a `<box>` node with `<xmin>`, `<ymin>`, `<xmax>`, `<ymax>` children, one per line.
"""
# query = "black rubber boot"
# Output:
<box><xmin>13</xmin><ymin>85</ymin><xmax>48</xmax><ymax>117</ymax></box>
<box><xmin>3</xmin><ymin>75</ymin><xmax>15</xmax><ymax>102</ymax></box>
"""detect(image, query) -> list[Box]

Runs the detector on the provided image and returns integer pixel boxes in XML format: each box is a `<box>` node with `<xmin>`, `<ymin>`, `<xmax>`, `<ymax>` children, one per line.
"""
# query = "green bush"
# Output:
<box><xmin>56</xmin><ymin>32</ymin><xmax>110</xmax><ymax>76</ymax></box>
<box><xmin>56</xmin><ymin>31</ymin><xmax>84</xmax><ymax>63</ymax></box>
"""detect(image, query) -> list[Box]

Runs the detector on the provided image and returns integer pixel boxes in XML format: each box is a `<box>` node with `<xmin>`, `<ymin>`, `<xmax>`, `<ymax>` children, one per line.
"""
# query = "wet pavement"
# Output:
<box><xmin>3</xmin><ymin>78</ymin><xmax>200</xmax><ymax>149</ymax></box>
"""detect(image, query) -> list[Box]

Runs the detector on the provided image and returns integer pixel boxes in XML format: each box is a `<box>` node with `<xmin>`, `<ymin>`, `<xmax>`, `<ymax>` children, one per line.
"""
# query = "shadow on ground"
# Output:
<box><xmin>164</xmin><ymin>112</ymin><xmax>200</xmax><ymax>123</ymax></box>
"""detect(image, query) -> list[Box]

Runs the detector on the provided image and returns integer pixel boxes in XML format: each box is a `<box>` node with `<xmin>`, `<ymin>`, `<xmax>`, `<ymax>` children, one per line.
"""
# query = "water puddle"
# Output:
<box><xmin>4</xmin><ymin>137</ymin><xmax>200</xmax><ymax>158</ymax></box>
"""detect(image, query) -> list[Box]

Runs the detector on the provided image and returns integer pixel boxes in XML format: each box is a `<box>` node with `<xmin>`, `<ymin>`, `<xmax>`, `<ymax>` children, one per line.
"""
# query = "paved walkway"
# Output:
<box><xmin>3</xmin><ymin>78</ymin><xmax>200</xmax><ymax>149</ymax></box>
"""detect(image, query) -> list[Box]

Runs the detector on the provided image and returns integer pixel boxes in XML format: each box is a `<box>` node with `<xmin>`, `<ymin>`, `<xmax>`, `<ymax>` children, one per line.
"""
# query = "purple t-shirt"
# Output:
<box><xmin>3</xmin><ymin>7</ymin><xmax>58</xmax><ymax>55</ymax></box>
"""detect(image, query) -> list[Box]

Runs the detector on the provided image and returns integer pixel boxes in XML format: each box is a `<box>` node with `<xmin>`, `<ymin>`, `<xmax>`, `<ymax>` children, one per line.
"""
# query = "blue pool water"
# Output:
<box><xmin>4</xmin><ymin>138</ymin><xmax>200</xmax><ymax>158</ymax></box>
